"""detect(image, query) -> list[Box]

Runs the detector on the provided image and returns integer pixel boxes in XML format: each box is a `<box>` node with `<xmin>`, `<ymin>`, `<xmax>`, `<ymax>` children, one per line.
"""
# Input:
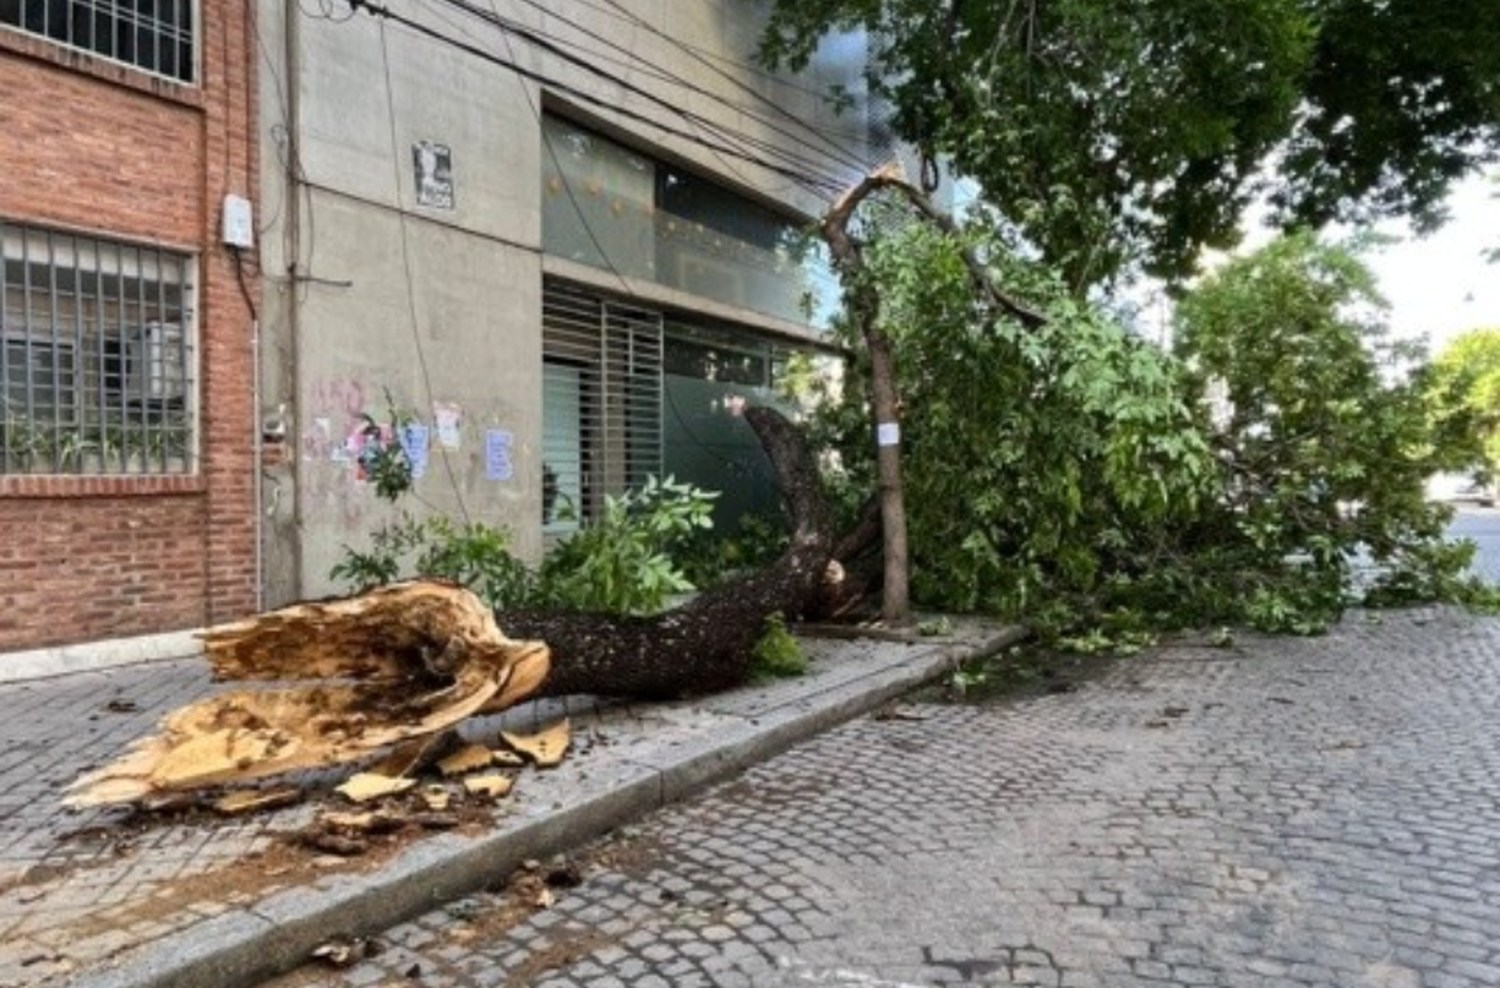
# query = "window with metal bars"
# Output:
<box><xmin>0</xmin><ymin>0</ymin><xmax>194</xmax><ymax>82</ymax></box>
<box><xmin>1</xmin><ymin>220</ymin><xmax>195</xmax><ymax>476</ymax></box>
<box><xmin>541</xmin><ymin>281</ymin><xmax>662</xmax><ymax>530</ymax></box>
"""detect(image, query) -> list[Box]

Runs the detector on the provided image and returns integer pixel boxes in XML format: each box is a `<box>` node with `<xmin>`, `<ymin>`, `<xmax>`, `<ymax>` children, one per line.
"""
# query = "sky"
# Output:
<box><xmin>1356</xmin><ymin>172</ymin><xmax>1500</xmax><ymax>353</ymax></box>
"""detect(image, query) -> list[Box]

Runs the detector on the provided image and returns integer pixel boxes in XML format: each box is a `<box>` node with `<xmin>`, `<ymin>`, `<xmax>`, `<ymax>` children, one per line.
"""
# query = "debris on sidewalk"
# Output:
<box><xmin>499</xmin><ymin>719</ymin><xmax>571</xmax><ymax>769</ymax></box>
<box><xmin>436</xmin><ymin>743</ymin><xmax>497</xmax><ymax>777</ymax></box>
<box><xmin>311</xmin><ymin>936</ymin><xmax>383</xmax><ymax>968</ymax></box>
<box><xmin>212</xmin><ymin>788</ymin><xmax>302</xmax><ymax>816</ymax></box>
<box><xmin>420</xmin><ymin>784</ymin><xmax>451</xmax><ymax>812</ymax></box>
<box><xmin>463</xmin><ymin>774</ymin><xmax>515</xmax><ymax>800</ymax></box>
<box><xmin>335</xmin><ymin>773</ymin><xmax>416</xmax><ymax>804</ymax></box>
<box><xmin>65</xmin><ymin>581</ymin><xmax>552</xmax><ymax>806</ymax></box>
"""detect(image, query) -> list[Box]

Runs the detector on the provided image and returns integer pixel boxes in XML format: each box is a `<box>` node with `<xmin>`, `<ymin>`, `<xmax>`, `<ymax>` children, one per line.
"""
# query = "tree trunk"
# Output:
<box><xmin>499</xmin><ymin>405</ymin><xmax>834</xmax><ymax>698</ymax></box>
<box><xmin>817</xmin><ymin>166</ymin><xmax>1050</xmax><ymax>625</ymax></box>
<box><xmin>823</xmin><ymin>165</ymin><xmax>913</xmax><ymax>625</ymax></box>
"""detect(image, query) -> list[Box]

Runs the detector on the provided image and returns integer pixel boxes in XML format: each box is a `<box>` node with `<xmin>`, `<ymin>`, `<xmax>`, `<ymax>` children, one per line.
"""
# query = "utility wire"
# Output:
<box><xmin>420</xmin><ymin>0</ymin><xmax>857</xmax><ymax>198</ymax></box>
<box><xmin>503</xmin><ymin>0</ymin><xmax>873</xmax><ymax>177</ymax></box>
<box><xmin>589</xmin><ymin>0</ymin><xmax>873</xmax><ymax>174</ymax></box>
<box><xmin>412</xmin><ymin>0</ymin><xmax>840</xmax><ymax>200</ymax></box>
<box><xmin>482</xmin><ymin>0</ymin><xmax>866</xmax><ymax>200</ymax></box>
<box><xmin>375</xmin><ymin>16</ymin><xmax>473</xmax><ymax>522</ymax></box>
<box><xmin>348</xmin><ymin>0</ymin><xmax>847</xmax><ymax>194</ymax></box>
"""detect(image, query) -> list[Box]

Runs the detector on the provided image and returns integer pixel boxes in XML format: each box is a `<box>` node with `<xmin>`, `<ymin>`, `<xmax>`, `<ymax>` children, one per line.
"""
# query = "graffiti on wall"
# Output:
<box><xmin>301</xmin><ymin>377</ymin><xmax>379</xmax><ymax>527</ymax></box>
<box><xmin>300</xmin><ymin>383</ymin><xmax>526</xmax><ymax>528</ymax></box>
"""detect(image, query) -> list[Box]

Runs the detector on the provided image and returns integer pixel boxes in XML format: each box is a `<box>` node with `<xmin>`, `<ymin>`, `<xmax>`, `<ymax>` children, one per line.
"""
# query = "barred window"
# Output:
<box><xmin>541</xmin><ymin>281</ymin><xmax>663</xmax><ymax>532</ymax></box>
<box><xmin>2</xmin><ymin>221</ymin><xmax>195</xmax><ymax>476</ymax></box>
<box><xmin>0</xmin><ymin>0</ymin><xmax>194</xmax><ymax>82</ymax></box>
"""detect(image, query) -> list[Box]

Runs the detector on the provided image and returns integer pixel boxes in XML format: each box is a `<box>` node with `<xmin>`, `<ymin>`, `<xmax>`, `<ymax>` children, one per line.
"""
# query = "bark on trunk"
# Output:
<box><xmin>823</xmin><ymin>165</ymin><xmax>913</xmax><ymax>626</ymax></box>
<box><xmin>499</xmin><ymin>405</ymin><xmax>834</xmax><ymax>699</ymax></box>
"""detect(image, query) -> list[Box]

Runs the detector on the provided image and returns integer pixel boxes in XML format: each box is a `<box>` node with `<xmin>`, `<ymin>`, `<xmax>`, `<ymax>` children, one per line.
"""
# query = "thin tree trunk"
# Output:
<box><xmin>822</xmin><ymin>165</ymin><xmax>912</xmax><ymax>625</ymax></box>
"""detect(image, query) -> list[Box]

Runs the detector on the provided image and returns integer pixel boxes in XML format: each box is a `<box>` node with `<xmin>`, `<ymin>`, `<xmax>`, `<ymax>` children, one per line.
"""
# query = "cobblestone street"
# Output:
<box><xmin>265</xmin><ymin>606</ymin><xmax>1500</xmax><ymax>988</ymax></box>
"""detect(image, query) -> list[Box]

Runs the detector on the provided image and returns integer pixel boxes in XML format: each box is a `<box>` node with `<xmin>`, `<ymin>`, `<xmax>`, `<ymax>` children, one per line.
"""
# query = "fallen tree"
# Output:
<box><xmin>68</xmin><ymin>408</ymin><xmax>835</xmax><ymax>804</ymax></box>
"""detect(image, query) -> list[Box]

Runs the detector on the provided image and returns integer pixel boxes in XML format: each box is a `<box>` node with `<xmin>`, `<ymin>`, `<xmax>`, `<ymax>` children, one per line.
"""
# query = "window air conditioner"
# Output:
<box><xmin>127</xmin><ymin>322</ymin><xmax>185</xmax><ymax>401</ymax></box>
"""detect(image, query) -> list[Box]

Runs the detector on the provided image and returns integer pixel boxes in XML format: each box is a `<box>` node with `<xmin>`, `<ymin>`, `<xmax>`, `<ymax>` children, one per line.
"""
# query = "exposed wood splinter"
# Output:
<box><xmin>66</xmin><ymin>582</ymin><xmax>550</xmax><ymax>807</ymax></box>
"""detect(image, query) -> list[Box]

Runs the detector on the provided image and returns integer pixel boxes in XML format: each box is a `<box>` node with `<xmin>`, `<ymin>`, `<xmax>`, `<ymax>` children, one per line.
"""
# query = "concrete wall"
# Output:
<box><xmin>0</xmin><ymin>7</ymin><xmax>260</xmax><ymax>652</ymax></box>
<box><xmin>257</xmin><ymin>0</ymin><xmax>867</xmax><ymax>602</ymax></box>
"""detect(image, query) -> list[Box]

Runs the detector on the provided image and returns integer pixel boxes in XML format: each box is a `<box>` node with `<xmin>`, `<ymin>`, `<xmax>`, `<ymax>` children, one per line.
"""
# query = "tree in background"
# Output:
<box><xmin>1429</xmin><ymin>328</ymin><xmax>1500</xmax><ymax>485</ymax></box>
<box><xmin>1173</xmin><ymin>233</ymin><xmax>1478</xmax><ymax>626</ymax></box>
<box><xmin>758</xmin><ymin>0</ymin><xmax>1500</xmax><ymax>291</ymax></box>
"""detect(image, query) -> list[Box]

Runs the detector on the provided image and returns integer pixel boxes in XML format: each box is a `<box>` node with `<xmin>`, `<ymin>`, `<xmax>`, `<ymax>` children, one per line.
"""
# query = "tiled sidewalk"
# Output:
<box><xmin>0</xmin><ymin>621</ymin><xmax>1020</xmax><ymax>988</ymax></box>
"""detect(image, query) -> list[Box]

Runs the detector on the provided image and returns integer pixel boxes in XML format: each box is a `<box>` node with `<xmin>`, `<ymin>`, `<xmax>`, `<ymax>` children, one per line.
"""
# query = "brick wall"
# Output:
<box><xmin>0</xmin><ymin>8</ymin><xmax>261</xmax><ymax>653</ymax></box>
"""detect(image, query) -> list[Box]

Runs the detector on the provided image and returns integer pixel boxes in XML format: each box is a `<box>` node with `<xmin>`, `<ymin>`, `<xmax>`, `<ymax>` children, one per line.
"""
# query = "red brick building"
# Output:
<box><xmin>1</xmin><ymin>2</ymin><xmax>260</xmax><ymax>653</ymax></box>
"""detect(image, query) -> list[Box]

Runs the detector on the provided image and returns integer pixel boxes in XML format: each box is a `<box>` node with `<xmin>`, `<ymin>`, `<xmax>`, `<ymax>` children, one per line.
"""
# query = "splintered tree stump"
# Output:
<box><xmin>67</xmin><ymin>583</ymin><xmax>549</xmax><ymax>806</ymax></box>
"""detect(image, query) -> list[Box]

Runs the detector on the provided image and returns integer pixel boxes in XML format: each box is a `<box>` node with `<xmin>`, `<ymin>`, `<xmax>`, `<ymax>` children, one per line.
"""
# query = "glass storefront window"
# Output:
<box><xmin>541</xmin><ymin>117</ymin><xmax>657</xmax><ymax>281</ymax></box>
<box><xmin>541</xmin><ymin>116</ymin><xmax>837</xmax><ymax>329</ymax></box>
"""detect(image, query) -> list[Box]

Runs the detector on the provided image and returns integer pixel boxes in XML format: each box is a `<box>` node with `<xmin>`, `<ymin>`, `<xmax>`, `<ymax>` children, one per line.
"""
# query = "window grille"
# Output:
<box><xmin>0</xmin><ymin>0</ymin><xmax>195</xmax><ymax>82</ymax></box>
<box><xmin>1</xmin><ymin>220</ymin><xmax>195</xmax><ymax>475</ymax></box>
<box><xmin>541</xmin><ymin>281</ymin><xmax>662</xmax><ymax>529</ymax></box>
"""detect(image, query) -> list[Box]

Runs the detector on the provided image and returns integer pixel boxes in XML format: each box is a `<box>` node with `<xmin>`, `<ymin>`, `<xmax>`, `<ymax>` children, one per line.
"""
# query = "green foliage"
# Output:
<box><xmin>1428</xmin><ymin>327</ymin><xmax>1500</xmax><ymax>481</ymax></box>
<box><xmin>329</xmin><ymin>511</ymin><xmax>534</xmax><ymax>609</ymax></box>
<box><xmin>330</xmin><ymin>395</ymin><xmax>724</xmax><ymax>617</ymax></box>
<box><xmin>757</xmin><ymin>0</ymin><xmax>1500</xmax><ymax>288</ymax></box>
<box><xmin>333</xmin><ymin>476</ymin><xmax>719</xmax><ymax>616</ymax></box>
<box><xmin>1172</xmin><ymin>232</ymin><xmax>1478</xmax><ymax>628</ymax></box>
<box><xmin>808</xmin><ymin>216</ymin><xmax>1483</xmax><ymax>640</ymax></box>
<box><xmin>749</xmin><ymin>612</ymin><xmax>807</xmax><ymax>681</ymax></box>
<box><xmin>536</xmin><ymin>476</ymin><xmax>718</xmax><ymax>616</ymax></box>
<box><xmin>818</xmin><ymin>210</ymin><xmax>1213</xmax><ymax>628</ymax></box>
<box><xmin>674</xmin><ymin>511</ymin><xmax>790</xmax><ymax>589</ymax></box>
<box><xmin>353</xmin><ymin>392</ymin><xmax>419</xmax><ymax>501</ymax></box>
<box><xmin>916</xmin><ymin>615</ymin><xmax>953</xmax><ymax>637</ymax></box>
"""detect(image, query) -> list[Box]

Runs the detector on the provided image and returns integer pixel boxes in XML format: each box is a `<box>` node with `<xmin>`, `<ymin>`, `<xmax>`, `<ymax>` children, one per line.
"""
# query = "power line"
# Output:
<box><xmin>421</xmin><ymin>0</ymin><xmax>858</xmax><ymax>194</ymax></box>
<box><xmin>501</xmin><ymin>0</ymin><xmax>874</xmax><ymax>177</ymax></box>
<box><xmin>346</xmin><ymin>0</ymin><xmax>849</xmax><ymax>195</ymax></box>
<box><xmin>375</xmin><ymin>16</ymin><xmax>473</xmax><ymax>523</ymax></box>
<box><xmin>588</xmin><ymin>0</ymin><xmax>873</xmax><ymax>174</ymax></box>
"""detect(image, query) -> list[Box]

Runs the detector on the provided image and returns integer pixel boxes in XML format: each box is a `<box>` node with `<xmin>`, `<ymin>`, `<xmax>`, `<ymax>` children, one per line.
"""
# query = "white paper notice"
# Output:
<box><xmin>877</xmin><ymin>422</ymin><xmax>901</xmax><ymax>447</ymax></box>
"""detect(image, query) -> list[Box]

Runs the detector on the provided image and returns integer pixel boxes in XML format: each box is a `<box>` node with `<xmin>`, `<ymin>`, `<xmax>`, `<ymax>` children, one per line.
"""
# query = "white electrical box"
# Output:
<box><xmin>222</xmin><ymin>194</ymin><xmax>255</xmax><ymax>249</ymax></box>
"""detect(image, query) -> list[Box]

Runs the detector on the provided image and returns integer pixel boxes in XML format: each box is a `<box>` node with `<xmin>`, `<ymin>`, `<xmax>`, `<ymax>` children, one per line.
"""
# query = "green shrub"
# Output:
<box><xmin>749</xmin><ymin>612</ymin><xmax>807</xmax><ymax>680</ymax></box>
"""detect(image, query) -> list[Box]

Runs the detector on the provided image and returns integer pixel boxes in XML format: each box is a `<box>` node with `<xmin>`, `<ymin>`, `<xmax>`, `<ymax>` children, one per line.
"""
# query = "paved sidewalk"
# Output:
<box><xmin>0</xmin><ymin>620</ymin><xmax>1023</xmax><ymax>988</ymax></box>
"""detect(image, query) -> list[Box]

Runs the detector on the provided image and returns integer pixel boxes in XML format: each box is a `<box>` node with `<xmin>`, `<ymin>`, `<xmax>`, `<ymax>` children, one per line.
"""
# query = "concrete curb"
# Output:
<box><xmin>66</xmin><ymin>624</ymin><xmax>1027</xmax><ymax>988</ymax></box>
<box><xmin>0</xmin><ymin>630</ymin><xmax>204</xmax><ymax>684</ymax></box>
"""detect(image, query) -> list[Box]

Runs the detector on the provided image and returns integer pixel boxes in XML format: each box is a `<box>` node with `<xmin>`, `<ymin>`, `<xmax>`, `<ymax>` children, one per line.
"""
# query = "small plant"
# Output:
<box><xmin>749</xmin><ymin>612</ymin><xmax>806</xmax><ymax>680</ymax></box>
<box><xmin>917</xmin><ymin>615</ymin><xmax>954</xmax><ymax>637</ymax></box>
<box><xmin>414</xmin><ymin>516</ymin><xmax>534</xmax><ymax>609</ymax></box>
<box><xmin>330</xmin><ymin>511</ymin><xmax>432</xmax><ymax>592</ymax></box>
<box><xmin>676</xmin><ymin>511</ymin><xmax>789</xmax><ymax>589</ymax></box>
<box><xmin>538</xmin><ymin>477</ymin><xmax>718</xmax><ymax>616</ymax></box>
<box><xmin>948</xmin><ymin>663</ymin><xmax>989</xmax><ymax>697</ymax></box>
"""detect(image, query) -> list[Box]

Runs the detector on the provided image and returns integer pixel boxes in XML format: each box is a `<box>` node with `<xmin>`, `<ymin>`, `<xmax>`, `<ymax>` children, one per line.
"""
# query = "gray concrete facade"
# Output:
<box><xmin>253</xmin><ymin>0</ymin><xmax>872</xmax><ymax>604</ymax></box>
